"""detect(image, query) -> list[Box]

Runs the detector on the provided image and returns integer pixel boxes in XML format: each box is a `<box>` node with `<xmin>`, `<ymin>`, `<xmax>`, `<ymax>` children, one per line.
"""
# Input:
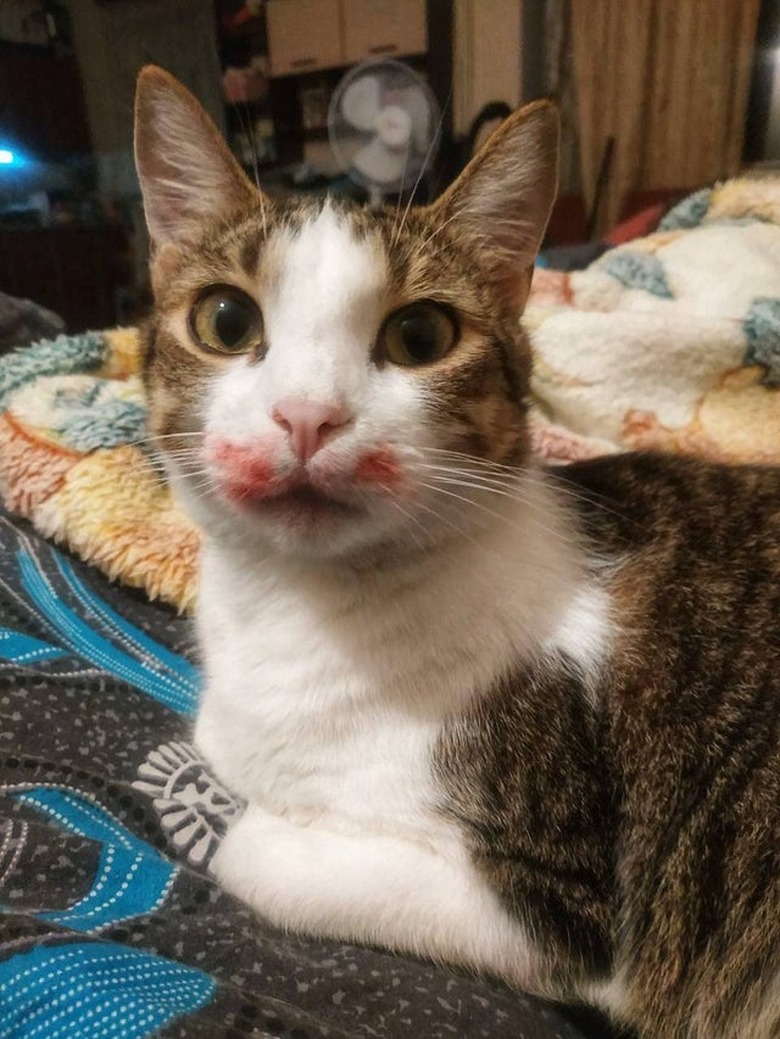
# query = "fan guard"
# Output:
<box><xmin>328</xmin><ymin>58</ymin><xmax>441</xmax><ymax>205</ymax></box>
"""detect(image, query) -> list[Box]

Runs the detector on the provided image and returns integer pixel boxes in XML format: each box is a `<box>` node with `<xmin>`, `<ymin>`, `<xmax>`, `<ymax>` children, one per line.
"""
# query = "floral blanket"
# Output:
<box><xmin>528</xmin><ymin>177</ymin><xmax>780</xmax><ymax>464</ymax></box>
<box><xmin>0</xmin><ymin>329</ymin><xmax>198</xmax><ymax>611</ymax></box>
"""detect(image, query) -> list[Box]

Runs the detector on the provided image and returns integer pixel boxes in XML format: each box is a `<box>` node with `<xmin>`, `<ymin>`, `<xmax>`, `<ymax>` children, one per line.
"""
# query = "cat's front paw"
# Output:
<box><xmin>209</xmin><ymin>806</ymin><xmax>331</xmax><ymax>932</ymax></box>
<box><xmin>209</xmin><ymin>805</ymin><xmax>537</xmax><ymax>983</ymax></box>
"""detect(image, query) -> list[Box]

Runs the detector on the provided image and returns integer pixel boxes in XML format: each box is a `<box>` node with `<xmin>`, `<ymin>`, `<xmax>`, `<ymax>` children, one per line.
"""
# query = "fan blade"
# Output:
<box><xmin>352</xmin><ymin>137</ymin><xmax>409</xmax><ymax>187</ymax></box>
<box><xmin>341</xmin><ymin>74</ymin><xmax>381</xmax><ymax>132</ymax></box>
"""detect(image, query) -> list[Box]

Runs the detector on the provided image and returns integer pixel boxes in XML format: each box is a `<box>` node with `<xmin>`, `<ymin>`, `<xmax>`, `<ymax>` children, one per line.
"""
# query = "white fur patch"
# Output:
<box><xmin>544</xmin><ymin>582</ymin><xmax>613</xmax><ymax>696</ymax></box>
<box><xmin>211</xmin><ymin>804</ymin><xmax>538</xmax><ymax>987</ymax></box>
<box><xmin>258</xmin><ymin>203</ymin><xmax>388</xmax><ymax>407</ymax></box>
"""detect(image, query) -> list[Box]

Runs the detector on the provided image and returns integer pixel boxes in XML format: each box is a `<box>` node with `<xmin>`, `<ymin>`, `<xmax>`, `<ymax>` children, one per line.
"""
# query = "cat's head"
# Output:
<box><xmin>135</xmin><ymin>67</ymin><xmax>558</xmax><ymax>561</ymax></box>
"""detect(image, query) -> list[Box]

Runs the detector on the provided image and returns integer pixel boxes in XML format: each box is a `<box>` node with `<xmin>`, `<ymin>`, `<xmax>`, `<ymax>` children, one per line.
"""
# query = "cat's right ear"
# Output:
<box><xmin>426</xmin><ymin>101</ymin><xmax>559</xmax><ymax>310</ymax></box>
<box><xmin>134</xmin><ymin>66</ymin><xmax>259</xmax><ymax>248</ymax></box>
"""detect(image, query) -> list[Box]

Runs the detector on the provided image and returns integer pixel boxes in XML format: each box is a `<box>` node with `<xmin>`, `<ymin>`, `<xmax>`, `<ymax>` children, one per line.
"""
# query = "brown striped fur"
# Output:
<box><xmin>436</xmin><ymin>454</ymin><xmax>780</xmax><ymax>1037</ymax></box>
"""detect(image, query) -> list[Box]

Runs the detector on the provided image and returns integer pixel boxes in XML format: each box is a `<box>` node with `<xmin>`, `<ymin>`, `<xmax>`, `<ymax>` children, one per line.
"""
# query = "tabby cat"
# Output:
<box><xmin>134</xmin><ymin>66</ymin><xmax>779</xmax><ymax>1039</ymax></box>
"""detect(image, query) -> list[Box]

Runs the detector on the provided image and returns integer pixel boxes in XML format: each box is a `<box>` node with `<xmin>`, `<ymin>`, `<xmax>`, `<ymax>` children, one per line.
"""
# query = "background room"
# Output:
<box><xmin>0</xmin><ymin>0</ymin><xmax>777</xmax><ymax>338</ymax></box>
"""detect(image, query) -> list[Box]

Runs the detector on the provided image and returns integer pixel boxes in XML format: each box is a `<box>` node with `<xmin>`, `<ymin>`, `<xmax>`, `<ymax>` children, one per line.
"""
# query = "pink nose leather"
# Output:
<box><xmin>272</xmin><ymin>399</ymin><xmax>350</xmax><ymax>464</ymax></box>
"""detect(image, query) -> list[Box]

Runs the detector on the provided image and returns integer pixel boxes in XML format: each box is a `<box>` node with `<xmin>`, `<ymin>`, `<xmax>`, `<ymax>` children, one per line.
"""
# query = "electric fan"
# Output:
<box><xmin>328</xmin><ymin>58</ymin><xmax>441</xmax><ymax>206</ymax></box>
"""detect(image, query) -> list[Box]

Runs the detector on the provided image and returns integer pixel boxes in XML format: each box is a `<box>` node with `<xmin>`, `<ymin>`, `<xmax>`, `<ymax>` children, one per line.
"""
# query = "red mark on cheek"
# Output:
<box><xmin>205</xmin><ymin>437</ymin><xmax>277</xmax><ymax>502</ymax></box>
<box><xmin>354</xmin><ymin>447</ymin><xmax>402</xmax><ymax>491</ymax></box>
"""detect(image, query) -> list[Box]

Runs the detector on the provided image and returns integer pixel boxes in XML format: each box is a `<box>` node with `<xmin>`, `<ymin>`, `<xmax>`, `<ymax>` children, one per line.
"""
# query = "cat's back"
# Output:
<box><xmin>553</xmin><ymin>451</ymin><xmax>780</xmax><ymax>831</ymax></box>
<box><xmin>554</xmin><ymin>451</ymin><xmax>780</xmax><ymax>707</ymax></box>
<box><xmin>554</xmin><ymin>450</ymin><xmax>780</xmax><ymax>564</ymax></box>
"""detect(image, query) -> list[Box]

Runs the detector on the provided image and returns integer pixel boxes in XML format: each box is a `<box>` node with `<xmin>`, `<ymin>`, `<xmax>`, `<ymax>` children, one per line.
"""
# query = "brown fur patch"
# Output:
<box><xmin>436</xmin><ymin>454</ymin><xmax>780</xmax><ymax>1035</ymax></box>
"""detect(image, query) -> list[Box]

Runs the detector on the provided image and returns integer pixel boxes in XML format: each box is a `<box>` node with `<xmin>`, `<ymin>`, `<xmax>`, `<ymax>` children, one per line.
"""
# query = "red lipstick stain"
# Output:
<box><xmin>206</xmin><ymin>438</ymin><xmax>278</xmax><ymax>502</ymax></box>
<box><xmin>354</xmin><ymin>447</ymin><xmax>401</xmax><ymax>491</ymax></box>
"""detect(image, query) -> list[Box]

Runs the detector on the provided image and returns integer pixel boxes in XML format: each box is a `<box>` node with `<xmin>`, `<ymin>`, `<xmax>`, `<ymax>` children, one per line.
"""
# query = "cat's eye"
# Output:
<box><xmin>190</xmin><ymin>287</ymin><xmax>264</xmax><ymax>356</ymax></box>
<box><xmin>380</xmin><ymin>302</ymin><xmax>458</xmax><ymax>367</ymax></box>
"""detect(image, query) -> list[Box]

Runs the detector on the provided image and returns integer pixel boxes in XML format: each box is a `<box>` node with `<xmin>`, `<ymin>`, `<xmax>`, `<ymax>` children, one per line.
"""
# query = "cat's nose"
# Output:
<box><xmin>272</xmin><ymin>398</ymin><xmax>351</xmax><ymax>464</ymax></box>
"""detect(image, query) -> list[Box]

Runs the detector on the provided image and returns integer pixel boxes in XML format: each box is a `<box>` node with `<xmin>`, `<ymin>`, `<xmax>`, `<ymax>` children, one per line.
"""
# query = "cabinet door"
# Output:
<box><xmin>342</xmin><ymin>0</ymin><xmax>427</xmax><ymax>63</ymax></box>
<box><xmin>266</xmin><ymin>0</ymin><xmax>343</xmax><ymax>77</ymax></box>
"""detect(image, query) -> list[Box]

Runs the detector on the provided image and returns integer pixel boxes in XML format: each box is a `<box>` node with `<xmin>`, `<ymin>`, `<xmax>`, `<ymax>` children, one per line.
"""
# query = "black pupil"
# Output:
<box><xmin>399</xmin><ymin>312</ymin><xmax>438</xmax><ymax>362</ymax></box>
<box><xmin>215</xmin><ymin>297</ymin><xmax>252</xmax><ymax>349</ymax></box>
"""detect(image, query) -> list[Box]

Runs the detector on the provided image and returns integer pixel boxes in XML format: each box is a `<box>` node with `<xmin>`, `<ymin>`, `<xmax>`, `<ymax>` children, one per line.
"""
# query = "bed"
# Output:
<box><xmin>1</xmin><ymin>177</ymin><xmax>778</xmax><ymax>1038</ymax></box>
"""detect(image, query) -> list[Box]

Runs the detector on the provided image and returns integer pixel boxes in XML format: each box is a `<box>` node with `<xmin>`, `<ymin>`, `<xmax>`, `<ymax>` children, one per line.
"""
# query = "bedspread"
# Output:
<box><xmin>2</xmin><ymin>176</ymin><xmax>778</xmax><ymax>1037</ymax></box>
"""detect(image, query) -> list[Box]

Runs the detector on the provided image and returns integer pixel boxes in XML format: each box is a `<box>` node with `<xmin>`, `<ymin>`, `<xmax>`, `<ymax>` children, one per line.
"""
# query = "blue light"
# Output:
<box><xmin>0</xmin><ymin>142</ymin><xmax>30</xmax><ymax>172</ymax></box>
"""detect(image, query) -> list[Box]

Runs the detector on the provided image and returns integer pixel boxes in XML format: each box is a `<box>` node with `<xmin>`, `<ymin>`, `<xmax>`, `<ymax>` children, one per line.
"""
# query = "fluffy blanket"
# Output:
<box><xmin>528</xmin><ymin>178</ymin><xmax>780</xmax><ymax>462</ymax></box>
<box><xmin>0</xmin><ymin>329</ymin><xmax>199</xmax><ymax>611</ymax></box>
<box><xmin>1</xmin><ymin>178</ymin><xmax>779</xmax><ymax>612</ymax></box>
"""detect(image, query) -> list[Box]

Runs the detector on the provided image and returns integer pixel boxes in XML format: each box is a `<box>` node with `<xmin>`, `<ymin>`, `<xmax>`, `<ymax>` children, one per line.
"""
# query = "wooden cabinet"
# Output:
<box><xmin>342</xmin><ymin>0</ymin><xmax>426</xmax><ymax>63</ymax></box>
<box><xmin>266</xmin><ymin>0</ymin><xmax>342</xmax><ymax>77</ymax></box>
<box><xmin>266</xmin><ymin>0</ymin><xmax>427</xmax><ymax>77</ymax></box>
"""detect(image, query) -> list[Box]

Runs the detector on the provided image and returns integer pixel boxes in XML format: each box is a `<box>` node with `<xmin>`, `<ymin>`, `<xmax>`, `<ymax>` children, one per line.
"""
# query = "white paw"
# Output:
<box><xmin>209</xmin><ymin>808</ymin><xmax>324</xmax><ymax>931</ymax></box>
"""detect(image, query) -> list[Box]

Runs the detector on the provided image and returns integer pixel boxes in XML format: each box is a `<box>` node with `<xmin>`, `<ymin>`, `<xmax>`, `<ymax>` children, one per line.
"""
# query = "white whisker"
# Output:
<box><xmin>417</xmin><ymin>479</ymin><xmax>510</xmax><ymax>525</ymax></box>
<box><xmin>390</xmin><ymin>141</ymin><xmax>413</xmax><ymax>244</ymax></box>
<box><xmin>388</xmin><ymin>499</ymin><xmax>427</xmax><ymax>553</ymax></box>
<box><xmin>424</xmin><ymin>474</ymin><xmax>530</xmax><ymax>503</ymax></box>
<box><xmin>409</xmin><ymin>495</ymin><xmax>491</xmax><ymax>554</ymax></box>
<box><xmin>417</xmin><ymin>205</ymin><xmax>464</xmax><ymax>252</ymax></box>
<box><xmin>421</xmin><ymin>446</ymin><xmax>631</xmax><ymax>524</ymax></box>
<box><xmin>418</xmin><ymin>478</ymin><xmax>571</xmax><ymax>547</ymax></box>
<box><xmin>414</xmin><ymin>462</ymin><xmax>522</xmax><ymax>490</ymax></box>
<box><xmin>422</xmin><ymin>447</ymin><xmax>524</xmax><ymax>476</ymax></box>
<box><xmin>130</xmin><ymin>431</ymin><xmax>204</xmax><ymax>445</ymax></box>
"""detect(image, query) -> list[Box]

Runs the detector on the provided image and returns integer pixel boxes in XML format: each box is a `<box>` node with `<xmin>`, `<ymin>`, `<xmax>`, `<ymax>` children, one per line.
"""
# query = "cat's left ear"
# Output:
<box><xmin>134</xmin><ymin>65</ymin><xmax>259</xmax><ymax>248</ymax></box>
<box><xmin>428</xmin><ymin>101</ymin><xmax>559</xmax><ymax>309</ymax></box>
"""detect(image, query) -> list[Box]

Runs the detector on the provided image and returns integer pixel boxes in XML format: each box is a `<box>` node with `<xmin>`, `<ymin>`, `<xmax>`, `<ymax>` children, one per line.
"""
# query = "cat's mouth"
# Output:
<box><xmin>261</xmin><ymin>484</ymin><xmax>359</xmax><ymax>517</ymax></box>
<box><xmin>204</xmin><ymin>438</ymin><xmax>401</xmax><ymax>523</ymax></box>
<box><xmin>217</xmin><ymin>473</ymin><xmax>362</xmax><ymax>522</ymax></box>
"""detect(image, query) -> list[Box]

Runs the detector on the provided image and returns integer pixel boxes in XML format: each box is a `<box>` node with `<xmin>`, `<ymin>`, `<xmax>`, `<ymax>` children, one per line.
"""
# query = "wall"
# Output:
<box><xmin>452</xmin><ymin>0</ymin><xmax>522</xmax><ymax>138</ymax></box>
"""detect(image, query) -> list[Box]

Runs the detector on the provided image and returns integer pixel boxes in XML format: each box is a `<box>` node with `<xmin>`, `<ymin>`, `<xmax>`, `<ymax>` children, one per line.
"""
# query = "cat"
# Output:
<box><xmin>134</xmin><ymin>66</ymin><xmax>779</xmax><ymax>1039</ymax></box>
